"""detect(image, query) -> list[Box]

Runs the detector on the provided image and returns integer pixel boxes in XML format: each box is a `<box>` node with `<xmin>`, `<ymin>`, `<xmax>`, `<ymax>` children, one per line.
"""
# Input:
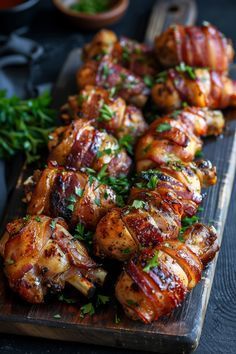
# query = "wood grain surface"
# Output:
<box><xmin>0</xmin><ymin>48</ymin><xmax>236</xmax><ymax>354</ymax></box>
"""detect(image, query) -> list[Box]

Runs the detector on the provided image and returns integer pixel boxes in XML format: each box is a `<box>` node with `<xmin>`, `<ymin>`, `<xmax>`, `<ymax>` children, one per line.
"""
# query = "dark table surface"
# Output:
<box><xmin>0</xmin><ymin>0</ymin><xmax>236</xmax><ymax>353</ymax></box>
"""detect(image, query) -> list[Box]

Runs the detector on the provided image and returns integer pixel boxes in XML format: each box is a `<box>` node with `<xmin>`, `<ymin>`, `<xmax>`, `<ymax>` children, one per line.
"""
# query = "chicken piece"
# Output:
<box><xmin>60</xmin><ymin>86</ymin><xmax>148</xmax><ymax>140</ymax></box>
<box><xmin>76</xmin><ymin>56</ymin><xmax>149</xmax><ymax>107</ymax></box>
<box><xmin>94</xmin><ymin>158</ymin><xmax>217</xmax><ymax>262</ymax></box>
<box><xmin>25</xmin><ymin>164</ymin><xmax>117</xmax><ymax>230</ymax></box>
<box><xmin>115</xmin><ymin>223</ymin><xmax>218</xmax><ymax>323</ymax></box>
<box><xmin>130</xmin><ymin>163</ymin><xmax>216</xmax><ymax>218</ymax></box>
<box><xmin>0</xmin><ymin>216</ymin><xmax>107</xmax><ymax>303</ymax></box>
<box><xmin>135</xmin><ymin>107</ymin><xmax>224</xmax><ymax>171</ymax></box>
<box><xmin>83</xmin><ymin>29</ymin><xmax>118</xmax><ymax>61</ymax></box>
<box><xmin>83</xmin><ymin>29</ymin><xmax>158</xmax><ymax>78</ymax></box>
<box><xmin>152</xmin><ymin>67</ymin><xmax>236</xmax><ymax>111</ymax></box>
<box><xmin>94</xmin><ymin>189</ymin><xmax>183</xmax><ymax>261</ymax></box>
<box><xmin>155</xmin><ymin>23</ymin><xmax>234</xmax><ymax>72</ymax></box>
<box><xmin>48</xmin><ymin>120</ymin><xmax>131</xmax><ymax>177</ymax></box>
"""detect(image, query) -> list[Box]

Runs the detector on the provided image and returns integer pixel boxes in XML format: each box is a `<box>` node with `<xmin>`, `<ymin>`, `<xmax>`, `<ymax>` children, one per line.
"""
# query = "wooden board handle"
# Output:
<box><xmin>144</xmin><ymin>0</ymin><xmax>197</xmax><ymax>44</ymax></box>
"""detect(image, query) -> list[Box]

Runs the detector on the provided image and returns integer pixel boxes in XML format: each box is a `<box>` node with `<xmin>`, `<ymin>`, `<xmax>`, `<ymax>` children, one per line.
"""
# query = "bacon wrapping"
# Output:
<box><xmin>76</xmin><ymin>56</ymin><xmax>150</xmax><ymax>108</ymax></box>
<box><xmin>24</xmin><ymin>164</ymin><xmax>117</xmax><ymax>230</ymax></box>
<box><xmin>0</xmin><ymin>216</ymin><xmax>107</xmax><ymax>303</ymax></box>
<box><xmin>152</xmin><ymin>67</ymin><xmax>236</xmax><ymax>111</ymax></box>
<box><xmin>48</xmin><ymin>120</ymin><xmax>132</xmax><ymax>177</ymax></box>
<box><xmin>83</xmin><ymin>29</ymin><xmax>158</xmax><ymax>77</ymax></box>
<box><xmin>93</xmin><ymin>162</ymin><xmax>216</xmax><ymax>261</ymax></box>
<box><xmin>60</xmin><ymin>85</ymin><xmax>148</xmax><ymax>140</ymax></box>
<box><xmin>136</xmin><ymin>107</ymin><xmax>224</xmax><ymax>171</ymax></box>
<box><xmin>155</xmin><ymin>24</ymin><xmax>234</xmax><ymax>72</ymax></box>
<box><xmin>115</xmin><ymin>223</ymin><xmax>218</xmax><ymax>323</ymax></box>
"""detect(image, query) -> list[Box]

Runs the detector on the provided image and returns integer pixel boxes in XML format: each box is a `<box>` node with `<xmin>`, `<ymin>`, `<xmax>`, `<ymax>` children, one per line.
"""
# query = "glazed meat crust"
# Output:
<box><xmin>155</xmin><ymin>24</ymin><xmax>234</xmax><ymax>72</ymax></box>
<box><xmin>60</xmin><ymin>85</ymin><xmax>148</xmax><ymax>140</ymax></box>
<box><xmin>25</xmin><ymin>164</ymin><xmax>117</xmax><ymax>230</ymax></box>
<box><xmin>83</xmin><ymin>29</ymin><xmax>158</xmax><ymax>78</ymax></box>
<box><xmin>48</xmin><ymin>120</ymin><xmax>132</xmax><ymax>177</ymax></box>
<box><xmin>135</xmin><ymin>107</ymin><xmax>224</xmax><ymax>172</ymax></box>
<box><xmin>76</xmin><ymin>56</ymin><xmax>150</xmax><ymax>107</ymax></box>
<box><xmin>152</xmin><ymin>68</ymin><xmax>236</xmax><ymax>111</ymax></box>
<box><xmin>115</xmin><ymin>223</ymin><xmax>218</xmax><ymax>323</ymax></box>
<box><xmin>0</xmin><ymin>216</ymin><xmax>107</xmax><ymax>303</ymax></box>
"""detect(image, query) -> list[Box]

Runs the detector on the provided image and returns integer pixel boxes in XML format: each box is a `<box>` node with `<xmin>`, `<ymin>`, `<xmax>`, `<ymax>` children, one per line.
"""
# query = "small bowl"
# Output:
<box><xmin>52</xmin><ymin>0</ymin><xmax>129</xmax><ymax>30</ymax></box>
<box><xmin>0</xmin><ymin>0</ymin><xmax>40</xmax><ymax>33</ymax></box>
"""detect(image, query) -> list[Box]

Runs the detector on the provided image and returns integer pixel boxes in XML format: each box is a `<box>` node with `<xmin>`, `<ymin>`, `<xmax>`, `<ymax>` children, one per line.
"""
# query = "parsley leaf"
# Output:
<box><xmin>156</xmin><ymin>122</ymin><xmax>171</xmax><ymax>133</ymax></box>
<box><xmin>131</xmin><ymin>200</ymin><xmax>147</xmax><ymax>209</ymax></box>
<box><xmin>80</xmin><ymin>303</ymin><xmax>95</xmax><ymax>318</ymax></box>
<box><xmin>143</xmin><ymin>251</ymin><xmax>159</xmax><ymax>272</ymax></box>
<box><xmin>176</xmin><ymin>62</ymin><xmax>196</xmax><ymax>80</ymax></box>
<box><xmin>98</xmin><ymin>103</ymin><xmax>114</xmax><ymax>122</ymax></box>
<box><xmin>75</xmin><ymin>186</ymin><xmax>83</xmax><ymax>197</ymax></box>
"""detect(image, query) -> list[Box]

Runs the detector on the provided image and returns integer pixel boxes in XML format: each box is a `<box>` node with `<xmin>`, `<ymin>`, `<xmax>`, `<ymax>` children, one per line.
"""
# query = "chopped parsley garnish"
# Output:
<box><xmin>143</xmin><ymin>75</ymin><xmax>154</xmax><ymax>88</ymax></box>
<box><xmin>102</xmin><ymin>63</ymin><xmax>110</xmax><ymax>78</ymax></box>
<box><xmin>118</xmin><ymin>134</ymin><xmax>134</xmax><ymax>155</ymax></box>
<box><xmin>143</xmin><ymin>250</ymin><xmax>159</xmax><ymax>272</ymax></box>
<box><xmin>34</xmin><ymin>216</ymin><xmax>42</xmax><ymax>222</ymax></box>
<box><xmin>70</xmin><ymin>0</ymin><xmax>110</xmax><ymax>14</ymax></box>
<box><xmin>95</xmin><ymin>197</ymin><xmax>101</xmax><ymax>206</ymax></box>
<box><xmin>75</xmin><ymin>186</ymin><xmax>83</xmax><ymax>197</ymax></box>
<box><xmin>96</xmin><ymin>294</ymin><xmax>110</xmax><ymax>306</ymax></box>
<box><xmin>74</xmin><ymin>223</ymin><xmax>93</xmax><ymax>248</ymax></box>
<box><xmin>156</xmin><ymin>122</ymin><xmax>172</xmax><ymax>133</ymax></box>
<box><xmin>50</xmin><ymin>219</ymin><xmax>57</xmax><ymax>230</ymax></box>
<box><xmin>67</xmin><ymin>204</ymin><xmax>75</xmax><ymax>212</ymax></box>
<box><xmin>109</xmin><ymin>87</ymin><xmax>117</xmax><ymax>98</ymax></box>
<box><xmin>147</xmin><ymin>175</ymin><xmax>159</xmax><ymax>190</ymax></box>
<box><xmin>156</xmin><ymin>71</ymin><xmax>167</xmax><ymax>83</ymax></box>
<box><xmin>80</xmin><ymin>303</ymin><xmax>95</xmax><ymax>318</ymax></box>
<box><xmin>67</xmin><ymin>195</ymin><xmax>76</xmax><ymax>203</ymax></box>
<box><xmin>176</xmin><ymin>62</ymin><xmax>196</xmax><ymax>80</ymax></box>
<box><xmin>97</xmin><ymin>148</ymin><xmax>112</xmax><ymax>158</ymax></box>
<box><xmin>131</xmin><ymin>199</ymin><xmax>147</xmax><ymax>209</ymax></box>
<box><xmin>122</xmin><ymin>248</ymin><xmax>131</xmax><ymax>254</ymax></box>
<box><xmin>195</xmin><ymin>150</ymin><xmax>204</xmax><ymax>158</ymax></box>
<box><xmin>126</xmin><ymin>299</ymin><xmax>139</xmax><ymax>307</ymax></box>
<box><xmin>23</xmin><ymin>215</ymin><xmax>30</xmax><ymax>222</ymax></box>
<box><xmin>179</xmin><ymin>215</ymin><xmax>199</xmax><ymax>238</ymax></box>
<box><xmin>98</xmin><ymin>103</ymin><xmax>114</xmax><ymax>122</ymax></box>
<box><xmin>170</xmin><ymin>110</ymin><xmax>182</xmax><ymax>119</ymax></box>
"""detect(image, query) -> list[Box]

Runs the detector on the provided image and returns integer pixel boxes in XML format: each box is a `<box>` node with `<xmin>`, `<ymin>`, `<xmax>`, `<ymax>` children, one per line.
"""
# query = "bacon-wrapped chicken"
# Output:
<box><xmin>93</xmin><ymin>161</ymin><xmax>216</xmax><ymax>261</ymax></box>
<box><xmin>152</xmin><ymin>67</ymin><xmax>236</xmax><ymax>111</ymax></box>
<box><xmin>60</xmin><ymin>85</ymin><xmax>147</xmax><ymax>140</ymax></box>
<box><xmin>76</xmin><ymin>56</ymin><xmax>149</xmax><ymax>107</ymax></box>
<box><xmin>115</xmin><ymin>223</ymin><xmax>218</xmax><ymax>323</ymax></box>
<box><xmin>25</xmin><ymin>164</ymin><xmax>117</xmax><ymax>229</ymax></box>
<box><xmin>155</xmin><ymin>23</ymin><xmax>234</xmax><ymax>72</ymax></box>
<box><xmin>48</xmin><ymin>120</ymin><xmax>131</xmax><ymax>177</ymax></box>
<box><xmin>83</xmin><ymin>29</ymin><xmax>157</xmax><ymax>77</ymax></box>
<box><xmin>136</xmin><ymin>107</ymin><xmax>224</xmax><ymax>171</ymax></box>
<box><xmin>0</xmin><ymin>216</ymin><xmax>107</xmax><ymax>303</ymax></box>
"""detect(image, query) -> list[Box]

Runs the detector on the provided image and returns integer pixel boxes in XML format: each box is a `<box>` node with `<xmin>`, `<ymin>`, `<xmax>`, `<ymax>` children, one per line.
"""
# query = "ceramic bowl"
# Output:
<box><xmin>52</xmin><ymin>0</ymin><xmax>129</xmax><ymax>30</ymax></box>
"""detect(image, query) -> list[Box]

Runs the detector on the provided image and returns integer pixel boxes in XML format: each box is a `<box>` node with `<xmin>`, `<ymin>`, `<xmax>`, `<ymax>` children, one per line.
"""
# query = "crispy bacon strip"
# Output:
<box><xmin>155</xmin><ymin>24</ymin><xmax>234</xmax><ymax>72</ymax></box>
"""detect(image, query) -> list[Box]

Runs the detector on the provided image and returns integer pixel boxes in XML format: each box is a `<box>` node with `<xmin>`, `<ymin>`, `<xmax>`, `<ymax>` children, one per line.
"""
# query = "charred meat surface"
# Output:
<box><xmin>152</xmin><ymin>67</ymin><xmax>236</xmax><ymax>111</ymax></box>
<box><xmin>155</xmin><ymin>23</ymin><xmax>234</xmax><ymax>72</ymax></box>
<box><xmin>25</xmin><ymin>164</ymin><xmax>117</xmax><ymax>230</ymax></box>
<box><xmin>0</xmin><ymin>216</ymin><xmax>107</xmax><ymax>303</ymax></box>
<box><xmin>60</xmin><ymin>85</ymin><xmax>148</xmax><ymax>140</ymax></box>
<box><xmin>48</xmin><ymin>120</ymin><xmax>132</xmax><ymax>177</ymax></box>
<box><xmin>115</xmin><ymin>223</ymin><xmax>218</xmax><ymax>323</ymax></box>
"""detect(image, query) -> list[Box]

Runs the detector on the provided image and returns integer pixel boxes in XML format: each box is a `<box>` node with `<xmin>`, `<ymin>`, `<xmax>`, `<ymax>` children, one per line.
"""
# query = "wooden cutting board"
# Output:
<box><xmin>1</xmin><ymin>1</ymin><xmax>236</xmax><ymax>353</ymax></box>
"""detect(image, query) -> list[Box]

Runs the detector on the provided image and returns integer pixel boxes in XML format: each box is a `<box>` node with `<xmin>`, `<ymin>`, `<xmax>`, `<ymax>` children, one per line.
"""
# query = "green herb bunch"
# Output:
<box><xmin>0</xmin><ymin>91</ymin><xmax>55</xmax><ymax>163</ymax></box>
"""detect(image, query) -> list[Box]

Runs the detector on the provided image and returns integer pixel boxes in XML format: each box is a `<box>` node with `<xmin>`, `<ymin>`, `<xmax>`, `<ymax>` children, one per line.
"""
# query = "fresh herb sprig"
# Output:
<box><xmin>0</xmin><ymin>91</ymin><xmax>55</xmax><ymax>163</ymax></box>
